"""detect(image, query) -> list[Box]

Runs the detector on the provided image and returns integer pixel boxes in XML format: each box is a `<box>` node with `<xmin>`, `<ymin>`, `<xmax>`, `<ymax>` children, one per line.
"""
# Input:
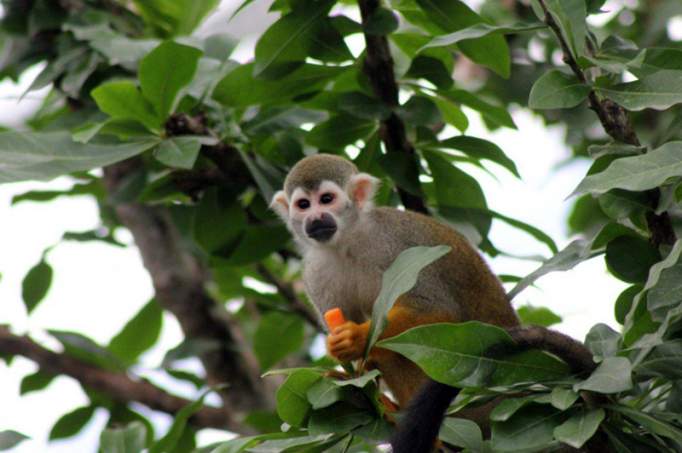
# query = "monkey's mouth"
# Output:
<box><xmin>306</xmin><ymin>217</ymin><xmax>337</xmax><ymax>242</ymax></box>
<box><xmin>307</xmin><ymin>225</ymin><xmax>337</xmax><ymax>242</ymax></box>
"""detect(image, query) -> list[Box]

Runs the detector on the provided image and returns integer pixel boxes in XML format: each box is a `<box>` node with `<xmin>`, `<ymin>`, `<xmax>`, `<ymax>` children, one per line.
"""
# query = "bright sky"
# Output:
<box><xmin>0</xmin><ymin>0</ymin><xmax>645</xmax><ymax>451</ymax></box>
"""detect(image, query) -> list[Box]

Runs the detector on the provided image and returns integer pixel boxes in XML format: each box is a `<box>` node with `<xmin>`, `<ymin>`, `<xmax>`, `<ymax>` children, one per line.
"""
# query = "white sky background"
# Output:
<box><xmin>2</xmin><ymin>0</ymin><xmax>673</xmax><ymax>451</ymax></box>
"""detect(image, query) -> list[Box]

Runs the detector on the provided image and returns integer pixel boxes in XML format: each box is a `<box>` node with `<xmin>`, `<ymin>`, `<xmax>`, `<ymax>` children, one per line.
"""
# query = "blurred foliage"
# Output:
<box><xmin>1</xmin><ymin>0</ymin><xmax>682</xmax><ymax>451</ymax></box>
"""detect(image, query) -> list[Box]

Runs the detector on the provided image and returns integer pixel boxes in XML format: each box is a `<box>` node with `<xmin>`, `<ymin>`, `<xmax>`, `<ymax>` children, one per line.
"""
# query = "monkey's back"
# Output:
<box><xmin>361</xmin><ymin>207</ymin><xmax>518</xmax><ymax>328</ymax></box>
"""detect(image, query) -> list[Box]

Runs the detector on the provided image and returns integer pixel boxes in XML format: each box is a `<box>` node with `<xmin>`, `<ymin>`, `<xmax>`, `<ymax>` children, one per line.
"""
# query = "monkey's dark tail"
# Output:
<box><xmin>389</xmin><ymin>326</ymin><xmax>597</xmax><ymax>453</ymax></box>
<box><xmin>389</xmin><ymin>380</ymin><xmax>460</xmax><ymax>453</ymax></box>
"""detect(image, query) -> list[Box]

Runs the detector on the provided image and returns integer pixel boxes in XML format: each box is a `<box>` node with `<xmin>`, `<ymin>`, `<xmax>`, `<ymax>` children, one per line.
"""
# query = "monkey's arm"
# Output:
<box><xmin>326</xmin><ymin>302</ymin><xmax>454</xmax><ymax>362</ymax></box>
<box><xmin>327</xmin><ymin>302</ymin><xmax>455</xmax><ymax>406</ymax></box>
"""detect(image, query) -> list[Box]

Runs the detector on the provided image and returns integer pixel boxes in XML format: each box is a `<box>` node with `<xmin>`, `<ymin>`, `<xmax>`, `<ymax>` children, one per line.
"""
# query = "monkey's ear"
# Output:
<box><xmin>349</xmin><ymin>173</ymin><xmax>379</xmax><ymax>210</ymax></box>
<box><xmin>270</xmin><ymin>190</ymin><xmax>289</xmax><ymax>220</ymax></box>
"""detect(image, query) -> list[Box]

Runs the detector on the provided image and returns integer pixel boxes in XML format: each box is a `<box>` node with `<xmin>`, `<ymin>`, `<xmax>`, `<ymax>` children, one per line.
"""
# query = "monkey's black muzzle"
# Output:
<box><xmin>306</xmin><ymin>215</ymin><xmax>337</xmax><ymax>242</ymax></box>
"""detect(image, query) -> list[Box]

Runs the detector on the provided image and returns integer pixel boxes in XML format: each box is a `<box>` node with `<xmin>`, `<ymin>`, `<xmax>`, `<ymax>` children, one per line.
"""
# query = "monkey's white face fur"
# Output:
<box><xmin>271</xmin><ymin>174</ymin><xmax>378</xmax><ymax>250</ymax></box>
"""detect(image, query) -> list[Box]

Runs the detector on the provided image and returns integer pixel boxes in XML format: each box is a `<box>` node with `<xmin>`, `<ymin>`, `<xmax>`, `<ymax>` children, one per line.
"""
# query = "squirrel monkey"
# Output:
<box><xmin>272</xmin><ymin>154</ymin><xmax>595</xmax><ymax>452</ymax></box>
<box><xmin>270</xmin><ymin>154</ymin><xmax>519</xmax><ymax>406</ymax></box>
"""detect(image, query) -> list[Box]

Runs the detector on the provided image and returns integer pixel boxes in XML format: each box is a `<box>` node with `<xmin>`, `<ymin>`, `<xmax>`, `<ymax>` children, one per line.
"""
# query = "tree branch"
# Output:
<box><xmin>103</xmin><ymin>159</ymin><xmax>275</xmax><ymax>416</ymax></box>
<box><xmin>357</xmin><ymin>0</ymin><xmax>429</xmax><ymax>215</ymax></box>
<box><xmin>0</xmin><ymin>327</ymin><xmax>241</xmax><ymax>431</ymax></box>
<box><xmin>538</xmin><ymin>0</ymin><xmax>676</xmax><ymax>247</ymax></box>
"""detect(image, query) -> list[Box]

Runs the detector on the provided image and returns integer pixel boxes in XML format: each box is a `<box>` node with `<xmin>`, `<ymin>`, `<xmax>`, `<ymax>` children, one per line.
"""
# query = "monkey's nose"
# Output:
<box><xmin>306</xmin><ymin>217</ymin><xmax>337</xmax><ymax>242</ymax></box>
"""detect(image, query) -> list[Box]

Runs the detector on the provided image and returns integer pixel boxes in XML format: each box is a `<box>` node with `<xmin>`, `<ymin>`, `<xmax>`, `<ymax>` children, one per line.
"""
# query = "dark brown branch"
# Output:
<box><xmin>0</xmin><ymin>327</ymin><xmax>240</xmax><ymax>431</ymax></box>
<box><xmin>538</xmin><ymin>0</ymin><xmax>676</xmax><ymax>247</ymax></box>
<box><xmin>255</xmin><ymin>264</ymin><xmax>323</xmax><ymax>330</ymax></box>
<box><xmin>103</xmin><ymin>159</ymin><xmax>275</xmax><ymax>415</ymax></box>
<box><xmin>358</xmin><ymin>0</ymin><xmax>429</xmax><ymax>215</ymax></box>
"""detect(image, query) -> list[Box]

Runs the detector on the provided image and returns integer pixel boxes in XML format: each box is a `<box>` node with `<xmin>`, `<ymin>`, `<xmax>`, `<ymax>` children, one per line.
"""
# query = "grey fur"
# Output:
<box><xmin>284</xmin><ymin>154</ymin><xmax>357</xmax><ymax>196</ymax></box>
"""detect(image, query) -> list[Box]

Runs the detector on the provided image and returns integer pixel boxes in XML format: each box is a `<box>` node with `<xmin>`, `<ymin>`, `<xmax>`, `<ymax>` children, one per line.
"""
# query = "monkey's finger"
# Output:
<box><xmin>329</xmin><ymin>339</ymin><xmax>353</xmax><ymax>352</ymax></box>
<box><xmin>332</xmin><ymin>322</ymin><xmax>357</xmax><ymax>335</ymax></box>
<box><xmin>328</xmin><ymin>330</ymin><xmax>357</xmax><ymax>343</ymax></box>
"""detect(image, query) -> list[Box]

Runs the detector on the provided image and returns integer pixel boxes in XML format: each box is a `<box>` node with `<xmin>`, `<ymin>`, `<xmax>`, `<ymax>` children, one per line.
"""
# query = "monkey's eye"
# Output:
<box><xmin>296</xmin><ymin>199</ymin><xmax>311</xmax><ymax>210</ymax></box>
<box><xmin>320</xmin><ymin>193</ymin><xmax>335</xmax><ymax>205</ymax></box>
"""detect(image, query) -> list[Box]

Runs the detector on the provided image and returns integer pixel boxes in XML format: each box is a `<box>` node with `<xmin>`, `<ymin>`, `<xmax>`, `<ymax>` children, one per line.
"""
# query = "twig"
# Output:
<box><xmin>0</xmin><ymin>327</ymin><xmax>241</xmax><ymax>431</ymax></box>
<box><xmin>538</xmin><ymin>0</ymin><xmax>676</xmax><ymax>247</ymax></box>
<box><xmin>255</xmin><ymin>264</ymin><xmax>323</xmax><ymax>330</ymax></box>
<box><xmin>358</xmin><ymin>0</ymin><xmax>429</xmax><ymax>214</ymax></box>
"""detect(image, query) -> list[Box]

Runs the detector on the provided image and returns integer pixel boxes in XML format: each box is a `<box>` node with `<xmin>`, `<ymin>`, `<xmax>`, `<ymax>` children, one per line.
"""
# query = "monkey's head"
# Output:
<box><xmin>270</xmin><ymin>154</ymin><xmax>379</xmax><ymax>247</ymax></box>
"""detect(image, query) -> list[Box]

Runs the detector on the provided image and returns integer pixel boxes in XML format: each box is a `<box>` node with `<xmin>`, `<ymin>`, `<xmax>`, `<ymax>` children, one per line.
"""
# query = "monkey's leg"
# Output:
<box><xmin>366</xmin><ymin>304</ymin><xmax>455</xmax><ymax>407</ymax></box>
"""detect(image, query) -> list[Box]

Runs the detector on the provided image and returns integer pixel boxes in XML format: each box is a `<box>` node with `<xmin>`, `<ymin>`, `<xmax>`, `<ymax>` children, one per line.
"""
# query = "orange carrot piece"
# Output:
<box><xmin>324</xmin><ymin>308</ymin><xmax>346</xmax><ymax>330</ymax></box>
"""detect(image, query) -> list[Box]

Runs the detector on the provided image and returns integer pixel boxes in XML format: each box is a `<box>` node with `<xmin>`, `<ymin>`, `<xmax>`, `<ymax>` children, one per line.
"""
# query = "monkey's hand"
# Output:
<box><xmin>327</xmin><ymin>321</ymin><xmax>369</xmax><ymax>362</ymax></box>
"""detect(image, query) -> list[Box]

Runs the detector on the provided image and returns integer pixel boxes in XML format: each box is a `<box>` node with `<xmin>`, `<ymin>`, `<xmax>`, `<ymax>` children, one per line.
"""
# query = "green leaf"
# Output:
<box><xmin>433</xmin><ymin>136</ymin><xmax>519</xmax><ymax>177</ymax></box>
<box><xmin>585</xmin><ymin>323</ymin><xmax>620</xmax><ymax>362</ymax></box>
<box><xmin>20</xmin><ymin>370</ymin><xmax>54</xmax><ymax>395</ymax></box>
<box><xmin>253</xmin><ymin>1</ymin><xmax>335</xmax><ymax>78</ymax></box>
<box><xmin>308</xmin><ymin>403</ymin><xmax>373</xmax><ymax>435</ymax></box>
<box><xmin>421</xmin><ymin>22</ymin><xmax>544</xmax><ymax>51</ymax></box>
<box><xmin>193</xmin><ymin>191</ymin><xmax>246</xmax><ymax>254</ymax></box>
<box><xmin>108</xmin><ymin>299</ymin><xmax>163</xmax><ymax>366</ymax></box>
<box><xmin>605</xmin><ymin>235</ymin><xmax>661</xmax><ymax>283</ymax></box>
<box><xmin>550</xmin><ymin>387</ymin><xmax>579</xmax><ymax>410</ymax></box>
<box><xmin>166</xmin><ymin>369</ymin><xmax>205</xmax><ymax>389</ymax></box>
<box><xmin>364</xmin><ymin>7</ymin><xmax>399</xmax><ymax>35</ymax></box>
<box><xmin>528</xmin><ymin>70</ymin><xmax>591</xmax><ymax>109</ymax></box>
<box><xmin>132</xmin><ymin>0</ymin><xmax>220</xmax><ymax>37</ymax></box>
<box><xmin>338</xmin><ymin>92</ymin><xmax>391</xmax><ymax>120</ymax></box>
<box><xmin>247</xmin><ymin>434</ymin><xmax>336</xmax><ymax>453</ymax></box>
<box><xmin>49</xmin><ymin>330</ymin><xmax>124</xmax><ymax>371</ymax></box>
<box><xmin>64</xmin><ymin>21</ymin><xmax>159</xmax><ymax>67</ymax></box>
<box><xmin>276</xmin><ymin>369</ymin><xmax>321</xmax><ymax>427</ymax></box>
<box><xmin>218</xmin><ymin>225</ymin><xmax>290</xmax><ymax>266</ymax></box>
<box><xmin>150</xmin><ymin>390</ymin><xmax>212</xmax><ymax>453</ymax></box>
<box><xmin>254</xmin><ymin>311</ymin><xmax>304</xmax><ymax>370</ymax></box>
<box><xmin>636</xmin><ymin>340</ymin><xmax>682</xmax><ymax>379</ymax></box>
<box><xmin>574</xmin><ymin>357</ymin><xmax>632</xmax><ymax>393</ymax></box>
<box><xmin>153</xmin><ymin>136</ymin><xmax>203</xmax><ymax>169</ymax></box>
<box><xmin>491</xmin><ymin>406</ymin><xmax>562</xmax><ymax>452</ymax></box>
<box><xmin>488</xmin><ymin>210</ymin><xmax>558</xmax><ymax>254</ymax></box>
<box><xmin>622</xmin><ymin>240</ymin><xmax>682</xmax><ymax>332</ymax></box>
<box><xmin>214</xmin><ymin>63</ymin><xmax>346</xmax><ymax>107</ymax></box>
<box><xmin>378</xmin><ymin>322</ymin><xmax>570</xmax><ymax>387</ymax></box>
<box><xmin>91</xmin><ymin>81</ymin><xmax>162</xmax><ymax>132</ymax></box>
<box><xmin>161</xmin><ymin>339</ymin><xmax>221</xmax><ymax>368</ymax></box>
<box><xmin>508</xmin><ymin>240</ymin><xmax>593</xmax><ymax>300</ymax></box>
<box><xmin>609</xmin><ymin>404</ymin><xmax>682</xmax><ymax>443</ymax></box>
<box><xmin>0</xmin><ymin>131</ymin><xmax>158</xmax><ymax>184</ymax></box>
<box><xmin>596</xmin><ymin>70</ymin><xmax>682</xmax><ymax>111</ymax></box>
<box><xmin>615</xmin><ymin>285</ymin><xmax>641</xmax><ymax>324</ymax></box>
<box><xmin>647</xmin><ymin>240</ymin><xmax>682</xmax><ymax>321</ymax></box>
<box><xmin>333</xmin><ymin>369</ymin><xmax>381</xmax><ymax>388</ymax></box>
<box><xmin>306</xmin><ymin>379</ymin><xmax>345</xmax><ymax>410</ymax></box>
<box><xmin>438</xmin><ymin>418</ymin><xmax>483</xmax><ymax>451</ymax></box>
<box><xmin>438</xmin><ymin>89</ymin><xmax>516</xmax><ymax>129</ymax></box>
<box><xmin>49</xmin><ymin>406</ymin><xmax>96</xmax><ymax>440</ymax></box>
<box><xmin>365</xmin><ymin>245</ymin><xmax>451</xmax><ymax>357</ymax></box>
<box><xmin>139</xmin><ymin>41</ymin><xmax>203</xmax><ymax>118</ymax></box>
<box><xmin>416</xmin><ymin>0</ymin><xmax>510</xmax><ymax>77</ymax></box>
<box><xmin>22</xmin><ymin>258</ymin><xmax>53</xmax><ymax>314</ymax></box>
<box><xmin>490</xmin><ymin>397</ymin><xmax>534</xmax><ymax>422</ymax></box>
<box><xmin>432</xmin><ymin>97</ymin><xmax>468</xmax><ymax>131</ymax></box>
<box><xmin>553</xmin><ymin>409</ymin><xmax>605</xmax><ymax>449</ymax></box>
<box><xmin>100</xmin><ymin>421</ymin><xmax>147</xmax><ymax>453</ymax></box>
<box><xmin>0</xmin><ymin>430</ymin><xmax>29</xmax><ymax>450</ymax></box>
<box><xmin>517</xmin><ymin>306</ymin><xmax>562</xmax><ymax>327</ymax></box>
<box><xmin>542</xmin><ymin>0</ymin><xmax>586</xmax><ymax>57</ymax></box>
<box><xmin>306</xmin><ymin>115</ymin><xmax>377</xmax><ymax>150</ymax></box>
<box><xmin>425</xmin><ymin>150</ymin><xmax>486</xmax><ymax>209</ymax></box>
<box><xmin>398</xmin><ymin>96</ymin><xmax>441</xmax><ymax>126</ymax></box>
